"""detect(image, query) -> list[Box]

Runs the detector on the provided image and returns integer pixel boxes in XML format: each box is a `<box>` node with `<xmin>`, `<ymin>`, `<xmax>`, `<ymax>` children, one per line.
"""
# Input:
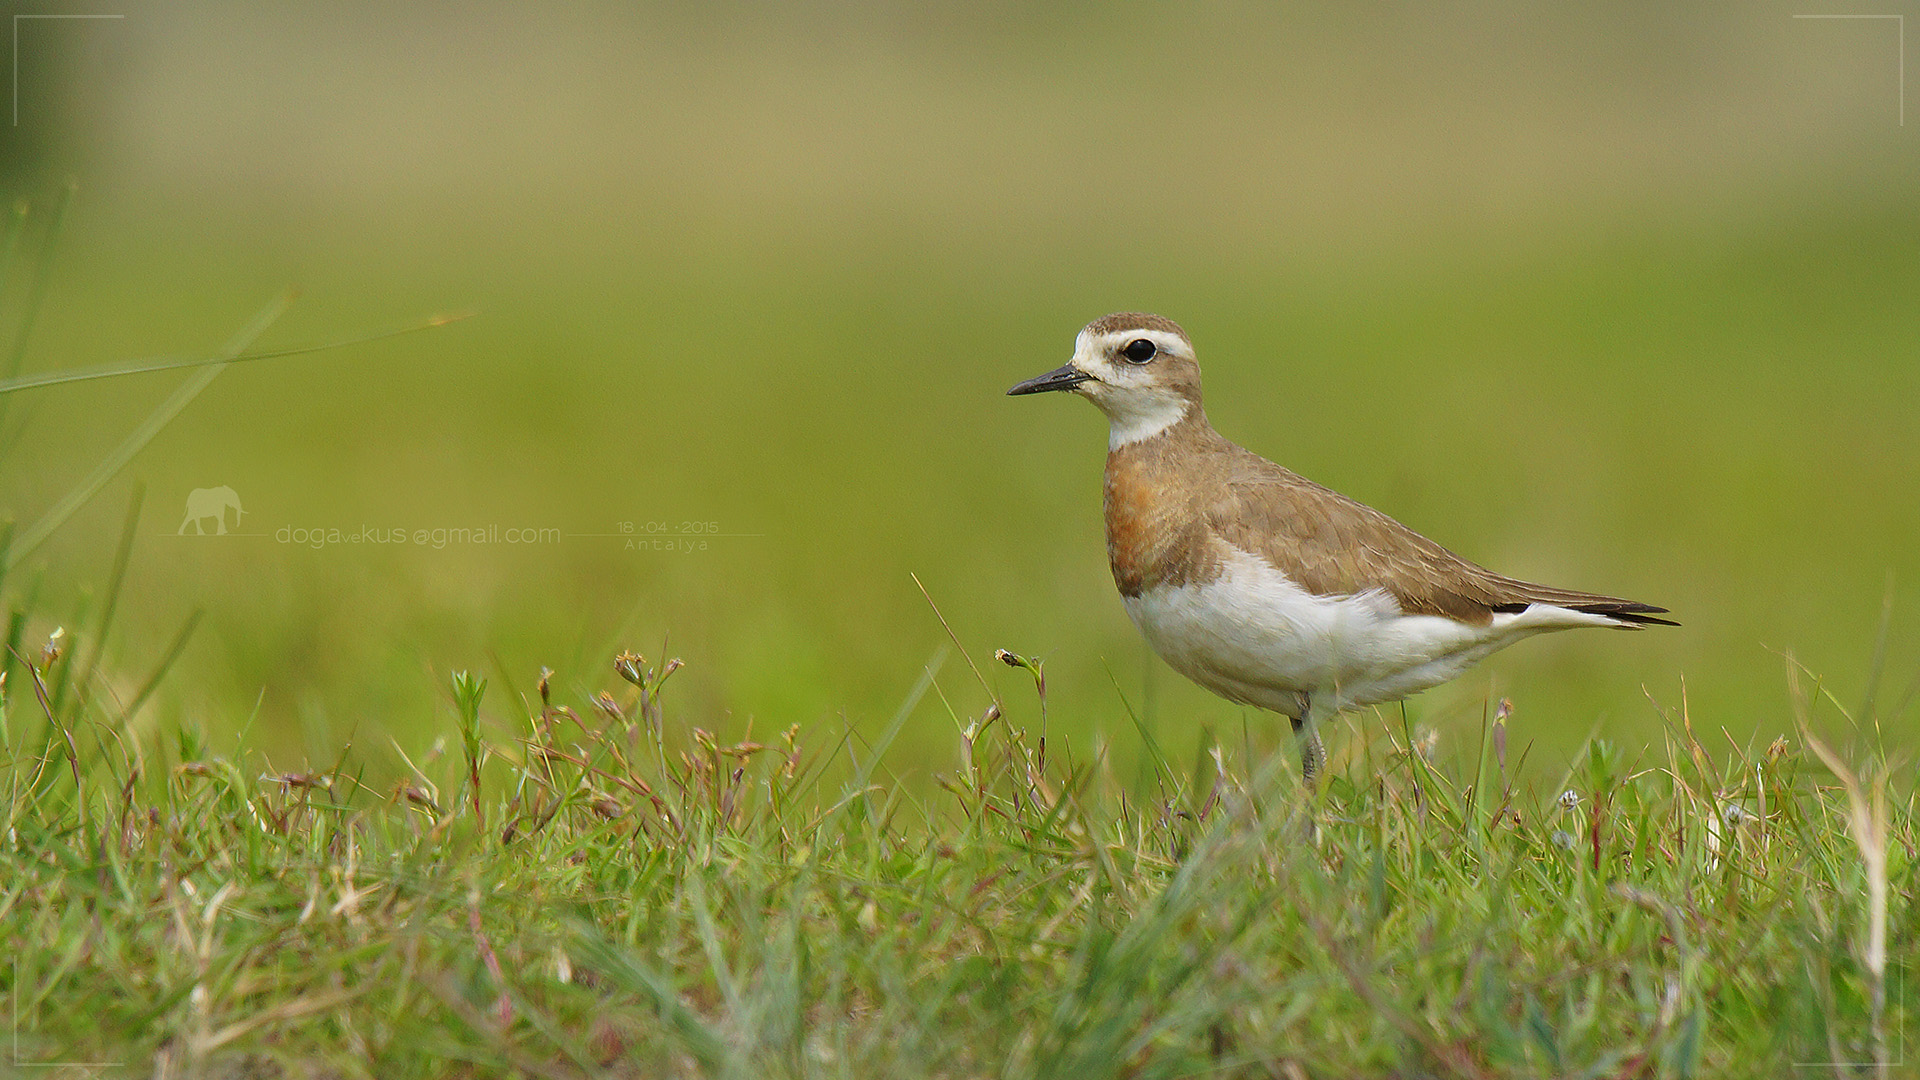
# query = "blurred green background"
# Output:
<box><xmin>4</xmin><ymin>1</ymin><xmax>1916</xmax><ymax>783</ymax></box>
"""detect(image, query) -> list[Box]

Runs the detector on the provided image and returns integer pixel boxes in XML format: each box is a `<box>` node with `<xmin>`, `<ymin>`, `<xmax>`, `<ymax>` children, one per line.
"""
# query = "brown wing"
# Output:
<box><xmin>1207</xmin><ymin>449</ymin><xmax>1675</xmax><ymax>627</ymax></box>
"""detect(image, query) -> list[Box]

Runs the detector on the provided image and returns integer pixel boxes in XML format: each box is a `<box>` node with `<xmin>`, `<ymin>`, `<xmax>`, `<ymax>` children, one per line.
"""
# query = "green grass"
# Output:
<box><xmin>1</xmin><ymin>597</ymin><xmax>1911</xmax><ymax>1078</ymax></box>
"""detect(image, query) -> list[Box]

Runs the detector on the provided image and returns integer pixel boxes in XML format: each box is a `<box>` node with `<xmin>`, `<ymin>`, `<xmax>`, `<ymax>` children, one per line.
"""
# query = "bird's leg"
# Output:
<box><xmin>1291</xmin><ymin>697</ymin><xmax>1328</xmax><ymax>786</ymax></box>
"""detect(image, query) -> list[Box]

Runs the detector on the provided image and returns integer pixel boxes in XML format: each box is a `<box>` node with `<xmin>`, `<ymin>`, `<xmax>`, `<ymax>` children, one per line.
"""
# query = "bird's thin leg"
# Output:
<box><xmin>1292</xmin><ymin>697</ymin><xmax>1328</xmax><ymax>786</ymax></box>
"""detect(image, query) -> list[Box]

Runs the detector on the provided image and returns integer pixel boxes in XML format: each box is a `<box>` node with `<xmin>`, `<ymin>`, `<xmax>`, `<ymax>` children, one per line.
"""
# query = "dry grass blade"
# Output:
<box><xmin>912</xmin><ymin>571</ymin><xmax>995</xmax><ymax>704</ymax></box>
<box><xmin>197</xmin><ymin>986</ymin><xmax>367</xmax><ymax>1053</ymax></box>
<box><xmin>1793</xmin><ymin>660</ymin><xmax>1892</xmax><ymax>1070</ymax></box>
<box><xmin>0</xmin><ymin>310</ymin><xmax>476</xmax><ymax>397</ymax></box>
<box><xmin>1802</xmin><ymin>731</ymin><xmax>1890</xmax><ymax>1066</ymax></box>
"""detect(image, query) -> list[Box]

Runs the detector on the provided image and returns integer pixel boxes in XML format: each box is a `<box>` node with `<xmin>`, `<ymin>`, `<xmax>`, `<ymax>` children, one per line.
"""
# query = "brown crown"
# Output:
<box><xmin>1084</xmin><ymin>312</ymin><xmax>1192</xmax><ymax>347</ymax></box>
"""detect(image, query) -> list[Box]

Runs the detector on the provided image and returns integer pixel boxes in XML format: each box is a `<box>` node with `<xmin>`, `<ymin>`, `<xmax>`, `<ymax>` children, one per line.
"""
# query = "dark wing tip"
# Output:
<box><xmin>1492</xmin><ymin>598</ymin><xmax>1679</xmax><ymax>627</ymax></box>
<box><xmin>1574</xmin><ymin>601</ymin><xmax>1678</xmax><ymax>628</ymax></box>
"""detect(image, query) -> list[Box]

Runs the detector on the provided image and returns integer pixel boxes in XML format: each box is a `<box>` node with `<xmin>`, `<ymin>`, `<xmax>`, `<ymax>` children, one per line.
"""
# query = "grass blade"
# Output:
<box><xmin>2</xmin><ymin>290</ymin><xmax>292</xmax><ymax>572</ymax></box>
<box><xmin>70</xmin><ymin>483</ymin><xmax>144</xmax><ymax>721</ymax></box>
<box><xmin>0</xmin><ymin>310</ymin><xmax>475</xmax><ymax>397</ymax></box>
<box><xmin>566</xmin><ymin>920</ymin><xmax>737</xmax><ymax>1073</ymax></box>
<box><xmin>117</xmin><ymin>606</ymin><xmax>202</xmax><ymax>728</ymax></box>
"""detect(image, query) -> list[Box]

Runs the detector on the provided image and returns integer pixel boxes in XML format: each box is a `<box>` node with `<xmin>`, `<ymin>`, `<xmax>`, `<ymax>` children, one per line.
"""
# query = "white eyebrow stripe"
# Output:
<box><xmin>1077</xmin><ymin>328</ymin><xmax>1194</xmax><ymax>359</ymax></box>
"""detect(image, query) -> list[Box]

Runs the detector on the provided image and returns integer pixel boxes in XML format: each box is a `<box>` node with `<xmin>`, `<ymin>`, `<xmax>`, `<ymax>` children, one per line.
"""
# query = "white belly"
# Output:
<box><xmin>1121</xmin><ymin>545</ymin><xmax>1610</xmax><ymax>716</ymax></box>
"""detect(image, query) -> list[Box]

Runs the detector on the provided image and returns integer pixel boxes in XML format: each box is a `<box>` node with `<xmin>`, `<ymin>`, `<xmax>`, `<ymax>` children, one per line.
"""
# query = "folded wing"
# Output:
<box><xmin>1208</xmin><ymin>451</ymin><xmax>1676</xmax><ymax>628</ymax></box>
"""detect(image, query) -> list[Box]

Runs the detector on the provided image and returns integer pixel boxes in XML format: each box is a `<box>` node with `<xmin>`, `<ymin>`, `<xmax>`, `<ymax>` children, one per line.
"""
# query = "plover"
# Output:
<box><xmin>1009</xmin><ymin>312</ymin><xmax>1673</xmax><ymax>782</ymax></box>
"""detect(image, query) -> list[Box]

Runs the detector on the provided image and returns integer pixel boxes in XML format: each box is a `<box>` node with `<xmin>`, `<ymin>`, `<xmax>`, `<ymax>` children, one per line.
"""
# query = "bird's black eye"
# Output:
<box><xmin>1121</xmin><ymin>338</ymin><xmax>1157</xmax><ymax>364</ymax></box>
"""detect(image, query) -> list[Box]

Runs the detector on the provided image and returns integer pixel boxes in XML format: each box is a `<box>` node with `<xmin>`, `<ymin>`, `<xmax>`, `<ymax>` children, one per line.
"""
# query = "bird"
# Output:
<box><xmin>1008</xmin><ymin>312</ymin><xmax>1673</xmax><ymax>783</ymax></box>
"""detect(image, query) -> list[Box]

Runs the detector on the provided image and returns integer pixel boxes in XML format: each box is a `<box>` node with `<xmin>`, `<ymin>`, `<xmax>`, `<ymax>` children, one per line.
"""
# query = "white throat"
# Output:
<box><xmin>1105</xmin><ymin>395</ymin><xmax>1191</xmax><ymax>449</ymax></box>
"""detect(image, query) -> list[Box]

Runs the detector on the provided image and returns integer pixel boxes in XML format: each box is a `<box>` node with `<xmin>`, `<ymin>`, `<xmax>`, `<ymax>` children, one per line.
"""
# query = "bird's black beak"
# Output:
<box><xmin>1007</xmin><ymin>364</ymin><xmax>1093</xmax><ymax>396</ymax></box>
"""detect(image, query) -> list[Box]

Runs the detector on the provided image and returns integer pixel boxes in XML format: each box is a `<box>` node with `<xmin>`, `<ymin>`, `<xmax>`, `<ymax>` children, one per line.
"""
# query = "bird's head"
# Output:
<box><xmin>1008</xmin><ymin>312</ymin><xmax>1202</xmax><ymax>447</ymax></box>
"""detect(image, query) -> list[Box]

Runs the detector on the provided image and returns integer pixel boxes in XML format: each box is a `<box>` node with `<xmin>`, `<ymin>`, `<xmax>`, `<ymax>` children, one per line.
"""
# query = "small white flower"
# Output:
<box><xmin>1551</xmin><ymin>829</ymin><xmax>1578</xmax><ymax>850</ymax></box>
<box><xmin>1722</xmin><ymin>803</ymin><xmax>1753</xmax><ymax>826</ymax></box>
<box><xmin>1559</xmin><ymin>789</ymin><xmax>1581</xmax><ymax>811</ymax></box>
